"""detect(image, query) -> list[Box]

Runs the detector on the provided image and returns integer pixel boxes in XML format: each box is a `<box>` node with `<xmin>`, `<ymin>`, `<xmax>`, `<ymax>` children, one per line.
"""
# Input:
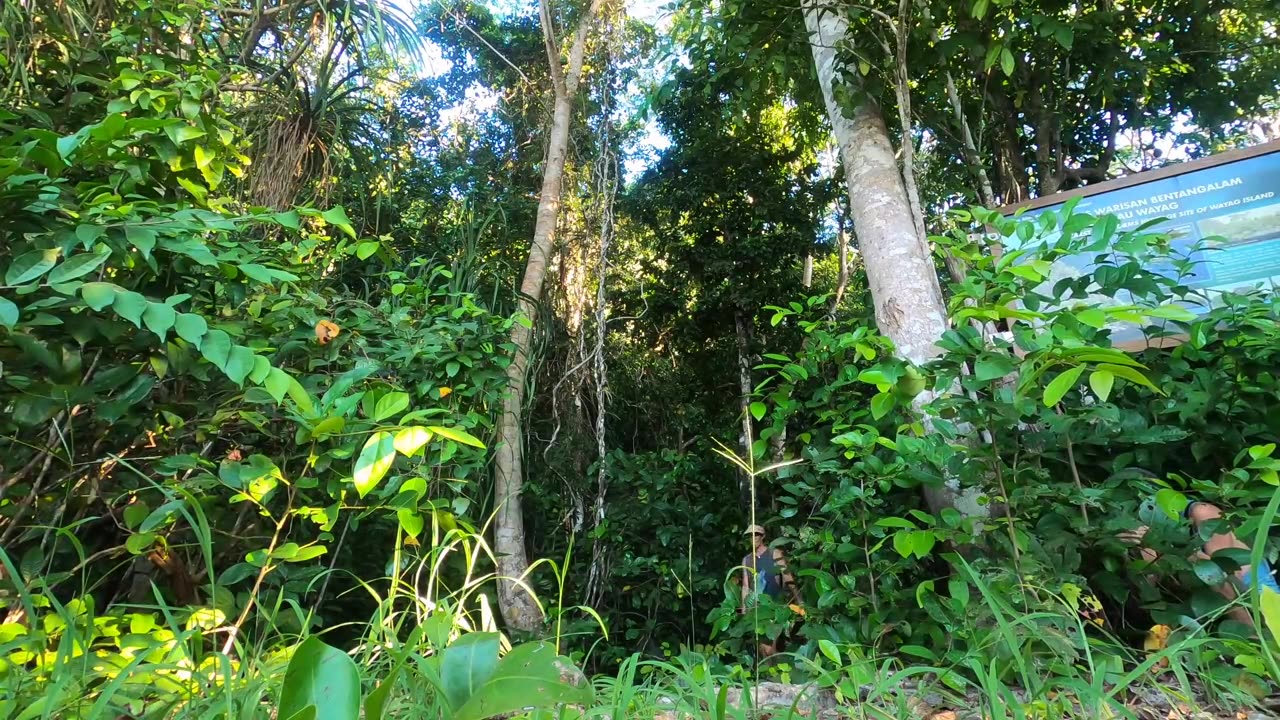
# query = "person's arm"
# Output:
<box><xmin>774</xmin><ymin>548</ymin><xmax>800</xmax><ymax>603</ymax></box>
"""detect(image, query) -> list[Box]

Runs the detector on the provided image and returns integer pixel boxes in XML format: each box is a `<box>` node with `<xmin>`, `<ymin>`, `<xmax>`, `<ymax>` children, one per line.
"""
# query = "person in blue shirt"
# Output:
<box><xmin>739</xmin><ymin>524</ymin><xmax>800</xmax><ymax>659</ymax></box>
<box><xmin>1128</xmin><ymin>494</ymin><xmax>1280</xmax><ymax>626</ymax></box>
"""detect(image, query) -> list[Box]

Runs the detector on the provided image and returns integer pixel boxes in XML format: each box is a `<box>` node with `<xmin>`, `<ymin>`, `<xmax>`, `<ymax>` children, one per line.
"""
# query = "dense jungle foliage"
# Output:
<box><xmin>3</xmin><ymin>0</ymin><xmax>1280</xmax><ymax>717</ymax></box>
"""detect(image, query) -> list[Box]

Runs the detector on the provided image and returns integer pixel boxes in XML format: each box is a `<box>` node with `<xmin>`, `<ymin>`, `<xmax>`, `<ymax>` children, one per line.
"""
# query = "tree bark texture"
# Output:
<box><xmin>804</xmin><ymin>1</ymin><xmax>988</xmax><ymax>518</ymax></box>
<box><xmin>803</xmin><ymin>1</ymin><xmax>946</xmax><ymax>368</ymax></box>
<box><xmin>493</xmin><ymin>0</ymin><xmax>606</xmax><ymax>633</ymax></box>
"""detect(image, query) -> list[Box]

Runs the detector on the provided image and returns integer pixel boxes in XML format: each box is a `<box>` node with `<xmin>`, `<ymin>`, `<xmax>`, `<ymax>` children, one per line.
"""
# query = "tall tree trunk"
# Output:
<box><xmin>804</xmin><ymin>0</ymin><xmax>983</xmax><ymax>517</ymax></box>
<box><xmin>493</xmin><ymin>0</ymin><xmax>606</xmax><ymax>633</ymax></box>
<box><xmin>804</xmin><ymin>1</ymin><xmax>946</xmax><ymax>367</ymax></box>
<box><xmin>735</xmin><ymin>309</ymin><xmax>753</xmax><ymax>507</ymax></box>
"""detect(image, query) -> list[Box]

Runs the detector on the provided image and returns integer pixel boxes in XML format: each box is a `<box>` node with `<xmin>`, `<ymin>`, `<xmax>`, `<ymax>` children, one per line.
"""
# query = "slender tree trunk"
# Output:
<box><xmin>802</xmin><ymin>254</ymin><xmax>814</xmax><ymax>288</ymax></box>
<box><xmin>805</xmin><ymin>0</ymin><xmax>985</xmax><ymax>517</ymax></box>
<box><xmin>804</xmin><ymin>1</ymin><xmax>946</xmax><ymax>367</ymax></box>
<box><xmin>493</xmin><ymin>0</ymin><xmax>606</xmax><ymax>632</ymax></box>
<box><xmin>735</xmin><ymin>309</ymin><xmax>753</xmax><ymax>506</ymax></box>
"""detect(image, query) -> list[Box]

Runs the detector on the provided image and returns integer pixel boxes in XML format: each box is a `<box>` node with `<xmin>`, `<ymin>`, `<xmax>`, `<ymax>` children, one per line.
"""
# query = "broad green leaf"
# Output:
<box><xmin>0</xmin><ymin>297</ymin><xmax>17</xmax><ymax>329</ymax></box>
<box><xmin>974</xmin><ymin>355</ymin><xmax>1015</xmax><ymax>382</ymax></box>
<box><xmin>373</xmin><ymin>392</ymin><xmax>410</xmax><ymax>422</ymax></box>
<box><xmin>123</xmin><ymin>502</ymin><xmax>150</xmax><ymax>530</ymax></box>
<box><xmin>749</xmin><ymin>401</ymin><xmax>766</xmax><ymax>421</ymax></box>
<box><xmin>142</xmin><ymin>301</ymin><xmax>177</xmax><ymax>341</ymax></box>
<box><xmin>5</xmin><ymin>248</ymin><xmax>59</xmax><ymax>286</ymax></box>
<box><xmin>439</xmin><ymin>634</ymin><xmax>501</xmax><ymax>711</ymax></box>
<box><xmin>818</xmin><ymin>639</ymin><xmax>841</xmax><ymax>665</ymax></box>
<box><xmin>355</xmin><ymin>241</ymin><xmax>380</xmax><ymax>260</ymax></box>
<box><xmin>140</xmin><ymin>499</ymin><xmax>184</xmax><ymax>533</ymax></box>
<box><xmin>175</xmin><ymin>313</ymin><xmax>208</xmax><ymax>348</ymax></box>
<box><xmin>193</xmin><ymin>144</ymin><xmax>213</xmax><ymax>169</ymax></box>
<box><xmin>125</xmin><ymin>226</ymin><xmax>157</xmax><ymax>258</ymax></box>
<box><xmin>454</xmin><ymin>642</ymin><xmax>593</xmax><ymax>720</ymax></box>
<box><xmin>870</xmin><ymin>391</ymin><xmax>896</xmax><ymax>420</ymax></box>
<box><xmin>56</xmin><ymin>130</ymin><xmax>86</xmax><ymax>161</ymax></box>
<box><xmin>287</xmin><ymin>376</ymin><xmax>316</xmax><ymax>414</ymax></box>
<box><xmin>201</xmin><ymin>329</ymin><xmax>232</xmax><ymax>369</ymax></box>
<box><xmin>278</xmin><ymin>637</ymin><xmax>360</xmax><ymax>720</ymax></box>
<box><xmin>286</xmin><ymin>545</ymin><xmax>328</xmax><ymax>563</ymax></box>
<box><xmin>1154</xmin><ymin>488</ymin><xmax>1187</xmax><ymax>520</ymax></box>
<box><xmin>81</xmin><ymin>282</ymin><xmax>118</xmax><ymax>311</ymax></box>
<box><xmin>218</xmin><ymin>563</ymin><xmax>256</xmax><ymax>586</ymax></box>
<box><xmin>113</xmin><ymin>290</ymin><xmax>148</xmax><ymax>328</ymax></box>
<box><xmin>249</xmin><ymin>355</ymin><xmax>272</xmax><ymax>384</ymax></box>
<box><xmin>48</xmin><ymin>251</ymin><xmax>109</xmax><ymax>284</ymax></box>
<box><xmin>354</xmin><ymin>432</ymin><xmax>396</xmax><ymax>497</ymax></box>
<box><xmin>1043</xmin><ymin>365</ymin><xmax>1085</xmax><ymax>406</ymax></box>
<box><xmin>1076</xmin><ymin>308</ymin><xmax>1107</xmax><ymax>329</ymax></box>
<box><xmin>1193</xmin><ymin>559</ymin><xmax>1226</xmax><ymax>587</ymax></box>
<box><xmin>398</xmin><ymin>509</ymin><xmax>424</xmax><ymax>538</ymax></box>
<box><xmin>427</xmin><ymin>425</ymin><xmax>486</xmax><ymax>449</ymax></box>
<box><xmin>394</xmin><ymin>426</ymin><xmax>432</xmax><ymax>457</ymax></box>
<box><xmin>321</xmin><ymin>206</ymin><xmax>357</xmax><ymax>238</ymax></box>
<box><xmin>273</xmin><ymin>211</ymin><xmax>301</xmax><ymax>229</ymax></box>
<box><xmin>893</xmin><ymin>531</ymin><xmax>913</xmax><ymax>558</ymax></box>
<box><xmin>1088</xmin><ymin>369</ymin><xmax>1114</xmax><ymax>402</ymax></box>
<box><xmin>224</xmin><ymin>345</ymin><xmax>256</xmax><ymax>386</ymax></box>
<box><xmin>264</xmin><ymin>367</ymin><xmax>291</xmax><ymax>403</ymax></box>
<box><xmin>312</xmin><ymin>416</ymin><xmax>346</xmax><ymax>438</ymax></box>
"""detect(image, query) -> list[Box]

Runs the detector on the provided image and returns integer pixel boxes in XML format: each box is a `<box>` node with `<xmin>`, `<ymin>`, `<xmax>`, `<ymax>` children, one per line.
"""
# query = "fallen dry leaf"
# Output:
<box><xmin>315</xmin><ymin>319</ymin><xmax>340</xmax><ymax>344</ymax></box>
<box><xmin>929</xmin><ymin>712</ymin><xmax>957</xmax><ymax>720</ymax></box>
<box><xmin>439</xmin><ymin>386</ymin><xmax>453</xmax><ymax>398</ymax></box>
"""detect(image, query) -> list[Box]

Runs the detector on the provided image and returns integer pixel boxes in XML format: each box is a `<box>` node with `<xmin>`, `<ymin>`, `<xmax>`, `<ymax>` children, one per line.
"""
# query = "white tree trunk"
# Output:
<box><xmin>804</xmin><ymin>1</ymin><xmax>989</xmax><ymax>518</ymax></box>
<box><xmin>493</xmin><ymin>0</ymin><xmax>606</xmax><ymax>632</ymax></box>
<box><xmin>803</xmin><ymin>1</ymin><xmax>946</xmax><ymax>367</ymax></box>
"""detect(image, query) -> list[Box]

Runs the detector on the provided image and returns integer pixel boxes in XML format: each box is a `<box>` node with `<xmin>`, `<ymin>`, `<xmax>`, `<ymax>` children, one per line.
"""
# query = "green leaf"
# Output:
<box><xmin>1076</xmin><ymin>308</ymin><xmax>1107</xmax><ymax>329</ymax></box>
<box><xmin>1260</xmin><ymin>589</ymin><xmax>1280</xmax><ymax>649</ymax></box>
<box><xmin>453</xmin><ymin>642</ymin><xmax>593</xmax><ymax>720</ymax></box>
<box><xmin>123</xmin><ymin>502</ymin><xmax>150</xmax><ymax>530</ymax></box>
<box><xmin>175</xmin><ymin>313</ymin><xmax>208</xmax><ymax>348</ymax></box>
<box><xmin>48</xmin><ymin>251</ymin><xmax>109</xmax><ymax>284</ymax></box>
<box><xmin>112</xmin><ymin>290</ymin><xmax>147</xmax><ymax>328</ymax></box>
<box><xmin>1053</xmin><ymin>26</ymin><xmax>1074</xmax><ymax>51</ymax></box>
<box><xmin>218</xmin><ymin>563</ymin><xmax>256</xmax><ymax>586</ymax></box>
<box><xmin>1088</xmin><ymin>369</ymin><xmax>1114</xmax><ymax>402</ymax></box>
<box><xmin>394</xmin><ymin>426</ymin><xmax>433</xmax><ymax>457</ymax></box>
<box><xmin>974</xmin><ymin>354</ymin><xmax>1015</xmax><ymax>382</ymax></box>
<box><xmin>1193</xmin><ymin>559</ymin><xmax>1227</xmax><ymax>587</ymax></box>
<box><xmin>1043</xmin><ymin>365</ymin><xmax>1085</xmax><ymax>406</ymax></box>
<box><xmin>273</xmin><ymin>211</ymin><xmax>301</xmax><ymax>230</ymax></box>
<box><xmin>224</xmin><ymin>345</ymin><xmax>256</xmax><ymax>386</ymax></box>
<box><xmin>201</xmin><ymin>329</ymin><xmax>232</xmax><ymax>368</ymax></box>
<box><xmin>364</xmin><ymin>667</ymin><xmax>400</xmax><ymax>720</ymax></box>
<box><xmin>1147</xmin><ymin>305</ymin><xmax>1197</xmax><ymax>322</ymax></box>
<box><xmin>355</xmin><ymin>241</ymin><xmax>380</xmax><ymax>260</ymax></box>
<box><xmin>1090</xmin><ymin>214</ymin><xmax>1118</xmax><ymax>246</ymax></box>
<box><xmin>81</xmin><ymin>282</ymin><xmax>118</xmax><ymax>311</ymax></box>
<box><xmin>398</xmin><ymin>508</ymin><xmax>424</xmax><ymax>538</ymax></box>
<box><xmin>249</xmin><ymin>355</ymin><xmax>272</xmax><ymax>384</ymax></box>
<box><xmin>125</xmin><ymin>226</ymin><xmax>157</xmax><ymax>258</ymax></box>
<box><xmin>1097</xmin><ymin>363</ymin><xmax>1161</xmax><ymax>394</ymax></box>
<box><xmin>749</xmin><ymin>401</ymin><xmax>766</xmax><ymax>421</ymax></box>
<box><xmin>56</xmin><ymin>130</ymin><xmax>86</xmax><ymax>161</ymax></box>
<box><xmin>142</xmin><ymin>301</ymin><xmax>177</xmax><ymax>341</ymax></box>
<box><xmin>354</xmin><ymin>432</ymin><xmax>396</xmax><ymax>497</ymax></box>
<box><xmin>817</xmin><ymin>639</ymin><xmax>841</xmax><ymax>665</ymax></box>
<box><xmin>0</xmin><ymin>297</ymin><xmax>17</xmax><ymax>329</ymax></box>
<box><xmin>893</xmin><ymin>531</ymin><xmax>914</xmax><ymax>558</ymax></box>
<box><xmin>1000</xmin><ymin>48</ymin><xmax>1015</xmax><ymax>76</ymax></box>
<box><xmin>5</xmin><ymin>248</ymin><xmax>59</xmax><ymax>286</ymax></box>
<box><xmin>373</xmin><ymin>391</ymin><xmax>410</xmax><ymax>422</ymax></box>
<box><xmin>439</xmin><ymin>633</ymin><xmax>501</xmax><ymax>711</ymax></box>
<box><xmin>870</xmin><ymin>391</ymin><xmax>896</xmax><ymax>420</ymax></box>
<box><xmin>321</xmin><ymin>206</ymin><xmax>357</xmax><ymax>238</ymax></box>
<box><xmin>427</xmin><ymin>425</ymin><xmax>486</xmax><ymax>449</ymax></box>
<box><xmin>278</xmin><ymin>637</ymin><xmax>361</xmax><ymax>720</ymax></box>
<box><xmin>140</xmin><ymin>499</ymin><xmax>184</xmax><ymax>533</ymax></box>
<box><xmin>255</xmin><ymin>368</ymin><xmax>292</xmax><ymax>407</ymax></box>
<box><xmin>193</xmin><ymin>144</ymin><xmax>213</xmax><ymax>169</ymax></box>
<box><xmin>1154</xmin><ymin>488</ymin><xmax>1187</xmax><ymax>520</ymax></box>
<box><xmin>972</xmin><ymin>0</ymin><xmax>989</xmax><ymax>18</ymax></box>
